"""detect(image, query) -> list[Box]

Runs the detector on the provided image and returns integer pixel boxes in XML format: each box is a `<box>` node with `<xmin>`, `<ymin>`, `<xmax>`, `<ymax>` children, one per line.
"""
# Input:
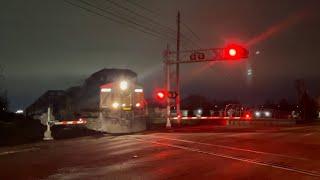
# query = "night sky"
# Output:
<box><xmin>1</xmin><ymin>0</ymin><xmax>320</xmax><ymax>111</ymax></box>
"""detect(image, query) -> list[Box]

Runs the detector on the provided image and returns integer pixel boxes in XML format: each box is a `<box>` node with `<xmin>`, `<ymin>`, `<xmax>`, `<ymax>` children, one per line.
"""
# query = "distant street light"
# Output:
<box><xmin>15</xmin><ymin>109</ymin><xmax>24</xmax><ymax>114</ymax></box>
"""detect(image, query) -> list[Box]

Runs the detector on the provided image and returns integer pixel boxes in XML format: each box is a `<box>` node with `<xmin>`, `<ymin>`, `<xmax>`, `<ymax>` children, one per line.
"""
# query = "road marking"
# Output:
<box><xmin>134</xmin><ymin>137</ymin><xmax>320</xmax><ymax>178</ymax></box>
<box><xmin>0</xmin><ymin>147</ymin><xmax>40</xmax><ymax>156</ymax></box>
<box><xmin>282</xmin><ymin>126</ymin><xmax>314</xmax><ymax>131</ymax></box>
<box><xmin>302</xmin><ymin>133</ymin><xmax>314</xmax><ymax>137</ymax></box>
<box><xmin>145</xmin><ymin>135</ymin><xmax>308</xmax><ymax>161</ymax></box>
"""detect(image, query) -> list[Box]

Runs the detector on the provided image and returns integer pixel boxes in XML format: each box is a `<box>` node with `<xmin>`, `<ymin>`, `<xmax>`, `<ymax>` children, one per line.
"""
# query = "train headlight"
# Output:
<box><xmin>120</xmin><ymin>80</ymin><xmax>128</xmax><ymax>91</ymax></box>
<box><xmin>255</xmin><ymin>111</ymin><xmax>261</xmax><ymax>117</ymax></box>
<box><xmin>112</xmin><ymin>102</ymin><xmax>120</xmax><ymax>109</ymax></box>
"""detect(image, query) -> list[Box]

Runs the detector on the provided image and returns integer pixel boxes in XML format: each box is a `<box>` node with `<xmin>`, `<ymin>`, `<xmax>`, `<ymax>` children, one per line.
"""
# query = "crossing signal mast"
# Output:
<box><xmin>162</xmin><ymin>12</ymin><xmax>249</xmax><ymax>128</ymax></box>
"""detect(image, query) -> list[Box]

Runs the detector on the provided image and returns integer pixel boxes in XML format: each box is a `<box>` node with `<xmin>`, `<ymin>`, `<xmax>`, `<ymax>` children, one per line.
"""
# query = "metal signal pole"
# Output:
<box><xmin>176</xmin><ymin>11</ymin><xmax>181</xmax><ymax>125</ymax></box>
<box><xmin>165</xmin><ymin>44</ymin><xmax>171</xmax><ymax>128</ymax></box>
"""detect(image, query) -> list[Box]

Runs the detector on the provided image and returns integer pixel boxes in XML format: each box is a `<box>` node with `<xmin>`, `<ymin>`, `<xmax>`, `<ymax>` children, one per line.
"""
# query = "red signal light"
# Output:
<box><xmin>223</xmin><ymin>44</ymin><xmax>248</xmax><ymax>60</ymax></box>
<box><xmin>228</xmin><ymin>48</ymin><xmax>237</xmax><ymax>57</ymax></box>
<box><xmin>245</xmin><ymin>114</ymin><xmax>251</xmax><ymax>119</ymax></box>
<box><xmin>157</xmin><ymin>92</ymin><xmax>165</xmax><ymax>99</ymax></box>
<box><xmin>155</xmin><ymin>90</ymin><xmax>167</xmax><ymax>101</ymax></box>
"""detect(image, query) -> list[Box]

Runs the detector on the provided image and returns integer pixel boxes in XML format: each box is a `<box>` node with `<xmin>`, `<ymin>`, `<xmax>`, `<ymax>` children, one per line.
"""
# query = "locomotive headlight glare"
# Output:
<box><xmin>120</xmin><ymin>80</ymin><xmax>128</xmax><ymax>91</ymax></box>
<box><xmin>112</xmin><ymin>102</ymin><xmax>120</xmax><ymax>109</ymax></box>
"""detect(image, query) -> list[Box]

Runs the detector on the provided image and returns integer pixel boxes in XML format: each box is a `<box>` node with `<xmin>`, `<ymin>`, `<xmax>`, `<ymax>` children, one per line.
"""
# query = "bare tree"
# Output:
<box><xmin>0</xmin><ymin>65</ymin><xmax>8</xmax><ymax>113</ymax></box>
<box><xmin>0</xmin><ymin>90</ymin><xmax>8</xmax><ymax>113</ymax></box>
<box><xmin>295</xmin><ymin>79</ymin><xmax>317</xmax><ymax>121</ymax></box>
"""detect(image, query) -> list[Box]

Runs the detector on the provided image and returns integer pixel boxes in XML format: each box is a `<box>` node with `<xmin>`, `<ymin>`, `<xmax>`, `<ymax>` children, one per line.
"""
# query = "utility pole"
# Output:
<box><xmin>165</xmin><ymin>44</ymin><xmax>171</xmax><ymax>128</ymax></box>
<box><xmin>176</xmin><ymin>11</ymin><xmax>181</xmax><ymax>125</ymax></box>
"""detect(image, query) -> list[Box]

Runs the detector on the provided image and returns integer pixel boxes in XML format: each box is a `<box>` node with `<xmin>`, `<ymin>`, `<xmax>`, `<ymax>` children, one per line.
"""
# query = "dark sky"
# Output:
<box><xmin>1</xmin><ymin>0</ymin><xmax>320</xmax><ymax>111</ymax></box>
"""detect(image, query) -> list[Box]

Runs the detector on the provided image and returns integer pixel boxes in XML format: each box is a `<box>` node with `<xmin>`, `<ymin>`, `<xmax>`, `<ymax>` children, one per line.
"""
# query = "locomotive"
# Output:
<box><xmin>87</xmin><ymin>79</ymin><xmax>147</xmax><ymax>133</ymax></box>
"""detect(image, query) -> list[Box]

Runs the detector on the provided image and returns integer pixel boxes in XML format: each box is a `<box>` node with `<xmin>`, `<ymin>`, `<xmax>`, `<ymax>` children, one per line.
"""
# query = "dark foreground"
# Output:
<box><xmin>1</xmin><ymin>124</ymin><xmax>320</xmax><ymax>179</ymax></box>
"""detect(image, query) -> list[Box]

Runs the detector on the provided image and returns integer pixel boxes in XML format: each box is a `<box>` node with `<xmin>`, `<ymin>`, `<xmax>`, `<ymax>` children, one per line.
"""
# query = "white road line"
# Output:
<box><xmin>134</xmin><ymin>137</ymin><xmax>320</xmax><ymax>178</ymax></box>
<box><xmin>282</xmin><ymin>126</ymin><xmax>313</xmax><ymax>131</ymax></box>
<box><xmin>302</xmin><ymin>133</ymin><xmax>314</xmax><ymax>137</ymax></box>
<box><xmin>145</xmin><ymin>135</ymin><xmax>308</xmax><ymax>161</ymax></box>
<box><xmin>0</xmin><ymin>147</ymin><xmax>40</xmax><ymax>156</ymax></box>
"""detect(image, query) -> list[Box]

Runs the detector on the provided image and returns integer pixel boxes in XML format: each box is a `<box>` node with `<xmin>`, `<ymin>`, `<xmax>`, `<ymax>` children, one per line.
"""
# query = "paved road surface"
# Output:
<box><xmin>1</xmin><ymin>125</ymin><xmax>320</xmax><ymax>179</ymax></box>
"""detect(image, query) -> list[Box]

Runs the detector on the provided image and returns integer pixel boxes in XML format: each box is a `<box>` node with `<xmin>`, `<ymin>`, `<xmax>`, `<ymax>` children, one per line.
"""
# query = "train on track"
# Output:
<box><xmin>86</xmin><ymin>79</ymin><xmax>148</xmax><ymax>133</ymax></box>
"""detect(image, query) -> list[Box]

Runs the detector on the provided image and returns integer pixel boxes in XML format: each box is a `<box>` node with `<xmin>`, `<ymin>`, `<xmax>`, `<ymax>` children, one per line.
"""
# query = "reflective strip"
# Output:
<box><xmin>134</xmin><ymin>89</ymin><xmax>143</xmax><ymax>93</ymax></box>
<box><xmin>54</xmin><ymin>119</ymin><xmax>87</xmax><ymax>126</ymax></box>
<box><xmin>101</xmin><ymin>88</ymin><xmax>112</xmax><ymax>92</ymax></box>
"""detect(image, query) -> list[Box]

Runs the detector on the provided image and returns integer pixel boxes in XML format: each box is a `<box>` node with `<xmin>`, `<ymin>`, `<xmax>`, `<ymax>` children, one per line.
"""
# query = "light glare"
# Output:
<box><xmin>112</xmin><ymin>102</ymin><xmax>120</xmax><ymax>109</ymax></box>
<box><xmin>229</xmin><ymin>49</ymin><xmax>237</xmax><ymax>56</ymax></box>
<box><xmin>120</xmin><ymin>81</ymin><xmax>128</xmax><ymax>90</ymax></box>
<box><xmin>101</xmin><ymin>88</ymin><xmax>112</xmax><ymax>92</ymax></box>
<box><xmin>134</xmin><ymin>89</ymin><xmax>143</xmax><ymax>93</ymax></box>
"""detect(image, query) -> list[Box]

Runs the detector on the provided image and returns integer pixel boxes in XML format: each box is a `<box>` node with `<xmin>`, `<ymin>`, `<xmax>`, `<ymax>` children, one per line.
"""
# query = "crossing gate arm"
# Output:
<box><xmin>171</xmin><ymin>116</ymin><xmax>245</xmax><ymax>120</ymax></box>
<box><xmin>53</xmin><ymin>118</ymin><xmax>87</xmax><ymax>126</ymax></box>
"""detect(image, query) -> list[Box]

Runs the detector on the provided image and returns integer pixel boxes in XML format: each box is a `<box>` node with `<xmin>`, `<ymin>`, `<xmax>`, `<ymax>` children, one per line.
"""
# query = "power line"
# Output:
<box><xmin>63</xmin><ymin>0</ymin><xmax>172</xmax><ymax>41</ymax></box>
<box><xmin>64</xmin><ymin>0</ymin><xmax>201</xmax><ymax>49</ymax></box>
<box><xmin>105</xmin><ymin>0</ymin><xmax>177</xmax><ymax>35</ymax></box>
<box><xmin>70</xmin><ymin>0</ymin><xmax>178</xmax><ymax>42</ymax></box>
<box><xmin>78</xmin><ymin>0</ymin><xmax>176</xmax><ymax>39</ymax></box>
<box><xmin>124</xmin><ymin>0</ymin><xmax>159</xmax><ymax>16</ymax></box>
<box><xmin>121</xmin><ymin>0</ymin><xmax>201</xmax><ymax>48</ymax></box>
<box><xmin>182</xmin><ymin>21</ymin><xmax>201</xmax><ymax>41</ymax></box>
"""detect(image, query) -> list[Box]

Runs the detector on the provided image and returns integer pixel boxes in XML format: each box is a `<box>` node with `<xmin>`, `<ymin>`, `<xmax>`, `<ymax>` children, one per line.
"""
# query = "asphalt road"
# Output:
<box><xmin>1</xmin><ymin>124</ymin><xmax>320</xmax><ymax>179</ymax></box>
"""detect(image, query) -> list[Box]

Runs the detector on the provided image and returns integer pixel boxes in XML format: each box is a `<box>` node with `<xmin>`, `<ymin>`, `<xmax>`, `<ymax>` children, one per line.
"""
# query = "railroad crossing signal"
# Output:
<box><xmin>163</xmin><ymin>43</ymin><xmax>249</xmax><ymax>127</ymax></box>
<box><xmin>164</xmin><ymin>44</ymin><xmax>249</xmax><ymax>64</ymax></box>
<box><xmin>222</xmin><ymin>44</ymin><xmax>249</xmax><ymax>60</ymax></box>
<box><xmin>168</xmin><ymin>91</ymin><xmax>178</xmax><ymax>99</ymax></box>
<box><xmin>155</xmin><ymin>90</ymin><xmax>178</xmax><ymax>101</ymax></box>
<box><xmin>156</xmin><ymin>90</ymin><xmax>166</xmax><ymax>101</ymax></box>
<box><xmin>162</xmin><ymin>12</ymin><xmax>250</xmax><ymax>128</ymax></box>
<box><xmin>190</xmin><ymin>52</ymin><xmax>205</xmax><ymax>61</ymax></box>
